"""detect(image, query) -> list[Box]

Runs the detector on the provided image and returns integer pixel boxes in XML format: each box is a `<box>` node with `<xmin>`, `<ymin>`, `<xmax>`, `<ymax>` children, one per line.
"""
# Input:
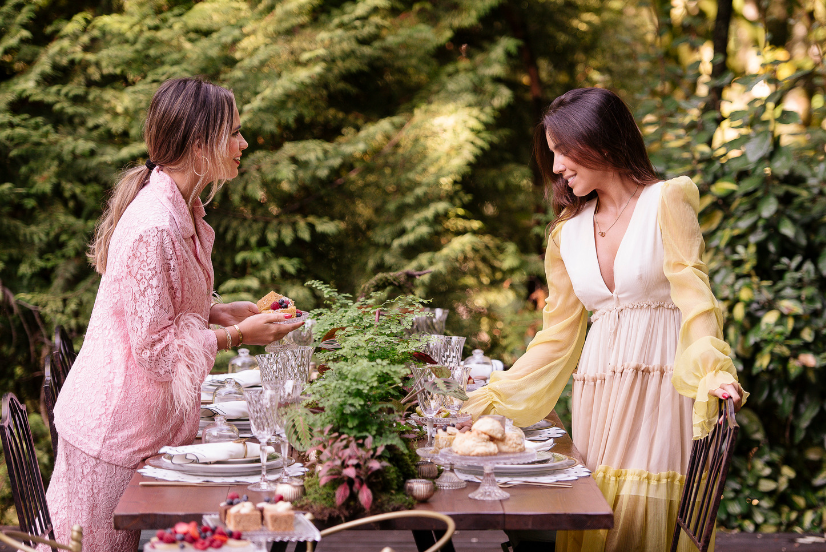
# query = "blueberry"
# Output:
<box><xmin>264</xmin><ymin>497</ymin><xmax>272</xmax><ymax>503</ymax></box>
<box><xmin>241</xmin><ymin>494</ymin><xmax>248</xmax><ymax>502</ymax></box>
<box><xmin>179</xmin><ymin>544</ymin><xmax>185</xmax><ymax>549</ymax></box>
<box><xmin>176</xmin><ymin>534</ymin><xmax>184</xmax><ymax>541</ymax></box>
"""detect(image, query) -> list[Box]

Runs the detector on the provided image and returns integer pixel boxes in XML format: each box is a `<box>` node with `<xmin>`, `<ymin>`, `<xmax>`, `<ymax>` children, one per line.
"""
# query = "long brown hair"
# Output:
<box><xmin>89</xmin><ymin>77</ymin><xmax>236</xmax><ymax>274</ymax></box>
<box><xmin>534</xmin><ymin>88</ymin><xmax>658</xmax><ymax>234</ymax></box>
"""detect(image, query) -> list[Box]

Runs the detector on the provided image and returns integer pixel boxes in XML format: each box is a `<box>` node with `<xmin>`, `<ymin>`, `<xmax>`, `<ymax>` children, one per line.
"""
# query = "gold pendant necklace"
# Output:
<box><xmin>594</xmin><ymin>184</ymin><xmax>640</xmax><ymax>238</ymax></box>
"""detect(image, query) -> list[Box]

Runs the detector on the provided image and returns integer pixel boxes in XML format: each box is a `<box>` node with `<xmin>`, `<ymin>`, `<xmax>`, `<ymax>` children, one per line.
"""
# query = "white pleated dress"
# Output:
<box><xmin>558</xmin><ymin>181</ymin><xmax>696</xmax><ymax>551</ymax></box>
<box><xmin>463</xmin><ymin>177</ymin><xmax>747</xmax><ymax>552</ymax></box>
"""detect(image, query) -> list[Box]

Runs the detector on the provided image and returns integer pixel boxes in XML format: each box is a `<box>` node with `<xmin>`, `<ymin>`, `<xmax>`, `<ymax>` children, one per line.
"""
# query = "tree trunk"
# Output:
<box><xmin>708</xmin><ymin>0</ymin><xmax>733</xmax><ymax>118</ymax></box>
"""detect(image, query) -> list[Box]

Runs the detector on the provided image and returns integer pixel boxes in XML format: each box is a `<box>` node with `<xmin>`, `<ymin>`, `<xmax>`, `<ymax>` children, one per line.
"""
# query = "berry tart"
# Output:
<box><xmin>145</xmin><ymin>522</ymin><xmax>253</xmax><ymax>550</ymax></box>
<box><xmin>256</xmin><ymin>291</ymin><xmax>299</xmax><ymax>318</ymax></box>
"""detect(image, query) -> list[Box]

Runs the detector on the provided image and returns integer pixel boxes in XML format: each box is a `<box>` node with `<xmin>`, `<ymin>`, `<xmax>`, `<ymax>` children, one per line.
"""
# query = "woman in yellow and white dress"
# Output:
<box><xmin>462</xmin><ymin>88</ymin><xmax>747</xmax><ymax>552</ymax></box>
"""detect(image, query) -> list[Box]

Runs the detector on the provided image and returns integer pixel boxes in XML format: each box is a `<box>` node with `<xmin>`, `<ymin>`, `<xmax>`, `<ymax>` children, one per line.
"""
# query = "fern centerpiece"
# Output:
<box><xmin>287</xmin><ymin>281</ymin><xmax>436</xmax><ymax>520</ymax></box>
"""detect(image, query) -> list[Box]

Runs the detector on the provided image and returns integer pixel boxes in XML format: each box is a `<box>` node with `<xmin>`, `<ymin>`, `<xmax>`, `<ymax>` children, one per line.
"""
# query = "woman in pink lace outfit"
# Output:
<box><xmin>46</xmin><ymin>78</ymin><xmax>304</xmax><ymax>552</ymax></box>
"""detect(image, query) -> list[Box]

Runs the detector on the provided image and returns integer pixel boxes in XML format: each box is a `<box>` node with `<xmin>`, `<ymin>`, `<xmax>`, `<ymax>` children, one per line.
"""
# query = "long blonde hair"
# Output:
<box><xmin>89</xmin><ymin>77</ymin><xmax>236</xmax><ymax>274</ymax></box>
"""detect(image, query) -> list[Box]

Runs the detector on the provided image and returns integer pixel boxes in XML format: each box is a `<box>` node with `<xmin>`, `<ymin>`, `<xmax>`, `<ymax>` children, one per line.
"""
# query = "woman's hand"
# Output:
<box><xmin>210</xmin><ymin>301</ymin><xmax>259</xmax><ymax>326</ymax></box>
<box><xmin>709</xmin><ymin>382</ymin><xmax>744</xmax><ymax>412</ymax></box>
<box><xmin>236</xmin><ymin>313</ymin><xmax>304</xmax><ymax>346</ymax></box>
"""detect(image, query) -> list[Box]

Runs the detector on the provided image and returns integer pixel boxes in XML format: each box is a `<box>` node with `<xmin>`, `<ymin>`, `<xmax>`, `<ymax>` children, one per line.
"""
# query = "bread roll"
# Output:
<box><xmin>451</xmin><ymin>430</ymin><xmax>498</xmax><ymax>456</ymax></box>
<box><xmin>471</xmin><ymin>417</ymin><xmax>506</xmax><ymax>441</ymax></box>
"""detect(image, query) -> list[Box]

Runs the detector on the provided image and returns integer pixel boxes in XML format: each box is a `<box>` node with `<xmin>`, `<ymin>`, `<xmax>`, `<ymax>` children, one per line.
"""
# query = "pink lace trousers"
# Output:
<box><xmin>44</xmin><ymin>437</ymin><xmax>140</xmax><ymax>552</ymax></box>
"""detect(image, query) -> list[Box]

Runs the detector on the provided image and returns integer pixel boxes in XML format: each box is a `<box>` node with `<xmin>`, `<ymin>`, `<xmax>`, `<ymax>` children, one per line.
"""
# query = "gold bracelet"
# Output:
<box><xmin>223</xmin><ymin>327</ymin><xmax>233</xmax><ymax>350</ymax></box>
<box><xmin>233</xmin><ymin>324</ymin><xmax>244</xmax><ymax>345</ymax></box>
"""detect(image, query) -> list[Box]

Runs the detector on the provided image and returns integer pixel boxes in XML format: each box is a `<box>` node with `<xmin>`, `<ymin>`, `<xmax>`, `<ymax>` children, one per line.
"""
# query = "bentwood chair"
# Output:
<box><xmin>0</xmin><ymin>525</ymin><xmax>82</xmax><ymax>552</ymax></box>
<box><xmin>0</xmin><ymin>393</ymin><xmax>58</xmax><ymax>552</ymax></box>
<box><xmin>301</xmin><ymin>511</ymin><xmax>456</xmax><ymax>552</ymax></box>
<box><xmin>53</xmin><ymin>326</ymin><xmax>76</xmax><ymax>367</ymax></box>
<box><xmin>671</xmin><ymin>398</ymin><xmax>739</xmax><ymax>552</ymax></box>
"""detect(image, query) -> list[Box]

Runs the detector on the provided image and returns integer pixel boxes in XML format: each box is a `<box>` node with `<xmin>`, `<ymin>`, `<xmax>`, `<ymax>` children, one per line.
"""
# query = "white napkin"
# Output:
<box><xmin>160</xmin><ymin>441</ymin><xmax>273</xmax><ymax>464</ymax></box>
<box><xmin>203</xmin><ymin>371</ymin><xmax>261</xmax><ymax>389</ymax></box>
<box><xmin>200</xmin><ymin>401</ymin><xmax>249</xmax><ymax>420</ymax></box>
<box><xmin>526</xmin><ymin>439</ymin><xmax>556</xmax><ymax>452</ymax></box>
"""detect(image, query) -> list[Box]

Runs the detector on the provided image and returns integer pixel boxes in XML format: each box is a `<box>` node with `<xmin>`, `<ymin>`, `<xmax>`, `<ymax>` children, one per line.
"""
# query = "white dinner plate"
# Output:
<box><xmin>146</xmin><ymin>454</ymin><xmax>293</xmax><ymax>476</ymax></box>
<box><xmin>456</xmin><ymin>452</ymin><xmax>577</xmax><ymax>477</ymax></box>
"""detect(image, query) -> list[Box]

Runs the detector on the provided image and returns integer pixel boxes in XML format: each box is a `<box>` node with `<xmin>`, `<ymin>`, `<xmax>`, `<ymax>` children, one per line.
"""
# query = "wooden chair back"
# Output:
<box><xmin>43</xmin><ymin>354</ymin><xmax>61</xmax><ymax>455</ymax></box>
<box><xmin>43</xmin><ymin>326</ymin><xmax>76</xmax><ymax>456</ymax></box>
<box><xmin>0</xmin><ymin>393</ymin><xmax>57</xmax><ymax>552</ymax></box>
<box><xmin>671</xmin><ymin>398</ymin><xmax>739</xmax><ymax>552</ymax></box>
<box><xmin>0</xmin><ymin>525</ymin><xmax>82</xmax><ymax>552</ymax></box>
<box><xmin>53</xmin><ymin>326</ymin><xmax>76</xmax><ymax>367</ymax></box>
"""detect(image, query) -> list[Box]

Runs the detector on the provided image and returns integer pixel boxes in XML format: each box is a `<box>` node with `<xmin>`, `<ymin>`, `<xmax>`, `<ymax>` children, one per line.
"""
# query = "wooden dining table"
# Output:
<box><xmin>113</xmin><ymin>411</ymin><xmax>613</xmax><ymax>550</ymax></box>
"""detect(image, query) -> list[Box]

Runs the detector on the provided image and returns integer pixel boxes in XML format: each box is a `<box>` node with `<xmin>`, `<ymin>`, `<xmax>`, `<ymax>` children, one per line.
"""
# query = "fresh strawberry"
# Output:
<box><xmin>193</xmin><ymin>540</ymin><xmax>210</xmax><ymax>550</ymax></box>
<box><xmin>273</xmin><ymin>494</ymin><xmax>284</xmax><ymax>503</ymax></box>
<box><xmin>227</xmin><ymin>492</ymin><xmax>240</xmax><ymax>500</ymax></box>
<box><xmin>214</xmin><ymin>527</ymin><xmax>226</xmax><ymax>537</ymax></box>
<box><xmin>231</xmin><ymin>531</ymin><xmax>242</xmax><ymax>540</ymax></box>
<box><xmin>162</xmin><ymin>533</ymin><xmax>177</xmax><ymax>544</ymax></box>
<box><xmin>174</xmin><ymin>522</ymin><xmax>190</xmax><ymax>534</ymax></box>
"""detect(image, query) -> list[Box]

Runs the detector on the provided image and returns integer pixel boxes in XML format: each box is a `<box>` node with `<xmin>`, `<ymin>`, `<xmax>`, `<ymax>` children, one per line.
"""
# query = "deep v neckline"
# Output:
<box><xmin>590</xmin><ymin>185</ymin><xmax>646</xmax><ymax>295</ymax></box>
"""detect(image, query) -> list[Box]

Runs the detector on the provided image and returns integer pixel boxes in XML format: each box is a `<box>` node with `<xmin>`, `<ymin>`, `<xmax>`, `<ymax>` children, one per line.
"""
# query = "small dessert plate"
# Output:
<box><xmin>272</xmin><ymin>311</ymin><xmax>311</xmax><ymax>325</ymax></box>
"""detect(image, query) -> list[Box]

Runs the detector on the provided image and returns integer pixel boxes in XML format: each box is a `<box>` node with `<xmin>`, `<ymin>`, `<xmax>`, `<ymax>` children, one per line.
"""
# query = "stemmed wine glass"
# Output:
<box><xmin>417</xmin><ymin>385</ymin><xmax>442</xmax><ymax>449</ymax></box>
<box><xmin>243</xmin><ymin>387</ymin><xmax>281</xmax><ymax>491</ymax></box>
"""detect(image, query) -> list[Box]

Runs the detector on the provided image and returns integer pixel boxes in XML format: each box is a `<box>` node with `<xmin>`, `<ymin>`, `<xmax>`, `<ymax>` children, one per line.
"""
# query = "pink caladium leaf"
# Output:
<box><xmin>319</xmin><ymin>474</ymin><xmax>340</xmax><ymax>486</ymax></box>
<box><xmin>342</xmin><ymin>466</ymin><xmax>357</xmax><ymax>479</ymax></box>
<box><xmin>358</xmin><ymin>484</ymin><xmax>373</xmax><ymax>511</ymax></box>
<box><xmin>375</xmin><ymin>444</ymin><xmax>385</xmax><ymax>456</ymax></box>
<box><xmin>367</xmin><ymin>459</ymin><xmax>383</xmax><ymax>473</ymax></box>
<box><xmin>335</xmin><ymin>482</ymin><xmax>351</xmax><ymax>506</ymax></box>
<box><xmin>352</xmin><ymin>478</ymin><xmax>362</xmax><ymax>491</ymax></box>
<box><xmin>364</xmin><ymin>435</ymin><xmax>373</xmax><ymax>449</ymax></box>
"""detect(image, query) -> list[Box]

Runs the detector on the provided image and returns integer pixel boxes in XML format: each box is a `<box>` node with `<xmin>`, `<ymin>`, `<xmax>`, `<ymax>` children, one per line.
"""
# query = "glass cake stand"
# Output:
<box><xmin>410</xmin><ymin>414</ymin><xmax>472</xmax><ymax>490</ymax></box>
<box><xmin>416</xmin><ymin>446</ymin><xmax>466</xmax><ymax>490</ymax></box>
<box><xmin>436</xmin><ymin>449</ymin><xmax>537</xmax><ymax>500</ymax></box>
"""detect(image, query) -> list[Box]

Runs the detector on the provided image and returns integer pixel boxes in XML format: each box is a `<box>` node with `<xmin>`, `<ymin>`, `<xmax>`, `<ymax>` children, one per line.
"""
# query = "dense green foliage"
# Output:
<box><xmin>1</xmin><ymin>0</ymin><xmax>824</xmax><ymax>533</ymax></box>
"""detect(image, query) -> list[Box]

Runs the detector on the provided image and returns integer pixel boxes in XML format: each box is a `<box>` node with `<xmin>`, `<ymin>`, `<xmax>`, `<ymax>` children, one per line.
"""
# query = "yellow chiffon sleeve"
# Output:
<box><xmin>659</xmin><ymin>176</ymin><xmax>749</xmax><ymax>439</ymax></box>
<box><xmin>460</xmin><ymin>222</ymin><xmax>588</xmax><ymax>428</ymax></box>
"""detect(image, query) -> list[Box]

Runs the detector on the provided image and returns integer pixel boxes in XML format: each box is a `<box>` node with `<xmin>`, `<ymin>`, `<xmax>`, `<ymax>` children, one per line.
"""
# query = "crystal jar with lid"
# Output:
<box><xmin>212</xmin><ymin>378</ymin><xmax>245</xmax><ymax>404</ymax></box>
<box><xmin>463</xmin><ymin>349</ymin><xmax>493</xmax><ymax>382</ymax></box>
<box><xmin>228</xmin><ymin>348</ymin><xmax>258</xmax><ymax>374</ymax></box>
<box><xmin>202</xmin><ymin>415</ymin><xmax>240</xmax><ymax>444</ymax></box>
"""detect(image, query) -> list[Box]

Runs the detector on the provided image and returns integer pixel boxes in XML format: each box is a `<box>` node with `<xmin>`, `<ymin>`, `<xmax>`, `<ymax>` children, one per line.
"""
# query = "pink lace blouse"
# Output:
<box><xmin>54</xmin><ymin>169</ymin><xmax>218</xmax><ymax>468</ymax></box>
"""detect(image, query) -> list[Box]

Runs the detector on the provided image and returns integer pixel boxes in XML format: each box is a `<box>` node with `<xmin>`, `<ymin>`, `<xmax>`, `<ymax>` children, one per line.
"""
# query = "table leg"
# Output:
<box><xmin>268</xmin><ymin>542</ymin><xmax>288</xmax><ymax>552</ymax></box>
<box><xmin>412</xmin><ymin>529</ymin><xmax>455</xmax><ymax>552</ymax></box>
<box><xmin>433</xmin><ymin>530</ymin><xmax>455</xmax><ymax>552</ymax></box>
<box><xmin>412</xmin><ymin>530</ymin><xmax>436</xmax><ymax>551</ymax></box>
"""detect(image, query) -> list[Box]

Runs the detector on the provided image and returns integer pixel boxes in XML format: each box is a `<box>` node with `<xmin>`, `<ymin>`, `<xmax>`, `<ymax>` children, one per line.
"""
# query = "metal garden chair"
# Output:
<box><xmin>671</xmin><ymin>397</ymin><xmax>739</xmax><ymax>552</ymax></box>
<box><xmin>1</xmin><ymin>393</ymin><xmax>58</xmax><ymax>552</ymax></box>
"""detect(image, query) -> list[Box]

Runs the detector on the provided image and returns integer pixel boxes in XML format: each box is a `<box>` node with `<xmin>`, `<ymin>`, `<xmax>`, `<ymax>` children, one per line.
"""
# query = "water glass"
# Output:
<box><xmin>423</xmin><ymin>335</ymin><xmax>466</xmax><ymax>367</ymax></box>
